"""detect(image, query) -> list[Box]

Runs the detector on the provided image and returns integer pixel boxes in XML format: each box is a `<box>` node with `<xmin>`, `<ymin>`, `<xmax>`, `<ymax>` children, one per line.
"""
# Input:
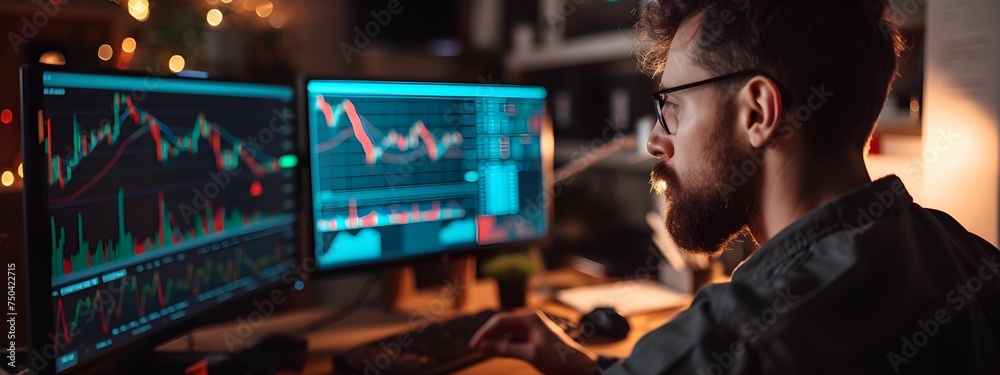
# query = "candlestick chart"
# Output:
<box><xmin>33</xmin><ymin>71</ymin><xmax>299</xmax><ymax>374</ymax></box>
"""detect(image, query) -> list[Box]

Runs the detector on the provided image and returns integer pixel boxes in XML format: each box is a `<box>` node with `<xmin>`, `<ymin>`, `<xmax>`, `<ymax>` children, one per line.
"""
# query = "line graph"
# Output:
<box><xmin>310</xmin><ymin>95</ymin><xmax>476</xmax><ymax>188</ymax></box>
<box><xmin>315</xmin><ymin>96</ymin><xmax>465</xmax><ymax>164</ymax></box>
<box><xmin>306</xmin><ymin>80</ymin><xmax>548</xmax><ymax>271</ymax></box>
<box><xmin>47</xmin><ymin>93</ymin><xmax>285</xmax><ymax>190</ymax></box>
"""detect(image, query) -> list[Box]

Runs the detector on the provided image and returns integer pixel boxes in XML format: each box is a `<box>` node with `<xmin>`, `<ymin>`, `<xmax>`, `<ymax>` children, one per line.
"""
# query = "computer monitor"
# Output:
<box><xmin>304</xmin><ymin>79</ymin><xmax>549</xmax><ymax>271</ymax></box>
<box><xmin>19</xmin><ymin>65</ymin><xmax>301</xmax><ymax>374</ymax></box>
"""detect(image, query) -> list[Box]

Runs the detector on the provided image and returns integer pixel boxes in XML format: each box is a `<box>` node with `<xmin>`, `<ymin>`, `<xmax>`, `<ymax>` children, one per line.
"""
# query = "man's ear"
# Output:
<box><xmin>736</xmin><ymin>76</ymin><xmax>784</xmax><ymax>148</ymax></box>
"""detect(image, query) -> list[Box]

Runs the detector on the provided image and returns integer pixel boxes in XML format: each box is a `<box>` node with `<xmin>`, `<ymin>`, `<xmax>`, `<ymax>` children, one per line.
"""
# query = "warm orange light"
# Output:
<box><xmin>128</xmin><ymin>0</ymin><xmax>148</xmax><ymax>14</ymax></box>
<box><xmin>207</xmin><ymin>9</ymin><xmax>223</xmax><ymax>26</ymax></box>
<box><xmin>98</xmin><ymin>44</ymin><xmax>113</xmax><ymax>61</ymax></box>
<box><xmin>910</xmin><ymin>99</ymin><xmax>920</xmax><ymax>113</ymax></box>
<box><xmin>128</xmin><ymin>0</ymin><xmax>150</xmax><ymax>21</ymax></box>
<box><xmin>255</xmin><ymin>1</ymin><xmax>273</xmax><ymax>17</ymax></box>
<box><xmin>116</xmin><ymin>56</ymin><xmax>131</xmax><ymax>70</ymax></box>
<box><xmin>39</xmin><ymin>51</ymin><xmax>66</xmax><ymax>65</ymax></box>
<box><xmin>122</xmin><ymin>37</ymin><xmax>137</xmax><ymax>53</ymax></box>
<box><xmin>1</xmin><ymin>172</ymin><xmax>13</xmax><ymax>187</ymax></box>
<box><xmin>168</xmin><ymin>55</ymin><xmax>186</xmax><ymax>73</ymax></box>
<box><xmin>269</xmin><ymin>12</ymin><xmax>286</xmax><ymax>28</ymax></box>
<box><xmin>17</xmin><ymin>164</ymin><xmax>22</xmax><ymax>178</ymax></box>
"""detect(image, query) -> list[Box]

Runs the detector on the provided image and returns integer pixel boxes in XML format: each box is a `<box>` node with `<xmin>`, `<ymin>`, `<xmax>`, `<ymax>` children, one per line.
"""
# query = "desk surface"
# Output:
<box><xmin>161</xmin><ymin>268</ymin><xmax>727</xmax><ymax>374</ymax></box>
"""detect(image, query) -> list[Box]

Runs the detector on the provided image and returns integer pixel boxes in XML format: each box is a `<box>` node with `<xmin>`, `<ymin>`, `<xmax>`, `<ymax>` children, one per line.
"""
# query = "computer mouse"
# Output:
<box><xmin>579</xmin><ymin>307</ymin><xmax>630</xmax><ymax>342</ymax></box>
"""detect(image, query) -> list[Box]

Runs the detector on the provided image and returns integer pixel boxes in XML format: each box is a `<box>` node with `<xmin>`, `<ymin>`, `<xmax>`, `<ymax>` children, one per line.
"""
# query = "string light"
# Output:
<box><xmin>1</xmin><ymin>172</ymin><xmax>13</xmax><ymax>187</ymax></box>
<box><xmin>18</xmin><ymin>164</ymin><xmax>23</xmax><ymax>178</ymax></box>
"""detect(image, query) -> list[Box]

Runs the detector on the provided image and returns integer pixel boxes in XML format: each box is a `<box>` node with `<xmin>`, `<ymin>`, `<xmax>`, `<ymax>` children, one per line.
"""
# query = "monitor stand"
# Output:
<box><xmin>381</xmin><ymin>254</ymin><xmax>476</xmax><ymax>311</ymax></box>
<box><xmin>382</xmin><ymin>264</ymin><xmax>416</xmax><ymax>311</ymax></box>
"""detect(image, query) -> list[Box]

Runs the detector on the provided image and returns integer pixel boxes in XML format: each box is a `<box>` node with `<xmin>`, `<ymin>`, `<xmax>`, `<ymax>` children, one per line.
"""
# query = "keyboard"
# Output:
<box><xmin>333</xmin><ymin>310</ymin><xmax>580</xmax><ymax>375</ymax></box>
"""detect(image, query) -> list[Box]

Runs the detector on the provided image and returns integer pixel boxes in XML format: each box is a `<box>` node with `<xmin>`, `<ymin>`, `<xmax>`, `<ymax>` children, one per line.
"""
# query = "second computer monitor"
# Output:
<box><xmin>306</xmin><ymin>80</ymin><xmax>548</xmax><ymax>270</ymax></box>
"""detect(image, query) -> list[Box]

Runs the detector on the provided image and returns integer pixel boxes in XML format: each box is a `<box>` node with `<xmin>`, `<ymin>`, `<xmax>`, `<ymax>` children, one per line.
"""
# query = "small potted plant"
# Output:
<box><xmin>481</xmin><ymin>252</ymin><xmax>540</xmax><ymax>309</ymax></box>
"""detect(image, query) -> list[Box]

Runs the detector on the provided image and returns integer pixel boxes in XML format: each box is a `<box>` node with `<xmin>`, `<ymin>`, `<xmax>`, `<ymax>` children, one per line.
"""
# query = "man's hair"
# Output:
<box><xmin>636</xmin><ymin>0</ymin><xmax>906</xmax><ymax>156</ymax></box>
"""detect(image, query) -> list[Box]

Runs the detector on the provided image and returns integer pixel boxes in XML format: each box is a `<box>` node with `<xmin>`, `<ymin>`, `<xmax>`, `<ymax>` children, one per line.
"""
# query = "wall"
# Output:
<box><xmin>923</xmin><ymin>0</ymin><xmax>1000</xmax><ymax>246</ymax></box>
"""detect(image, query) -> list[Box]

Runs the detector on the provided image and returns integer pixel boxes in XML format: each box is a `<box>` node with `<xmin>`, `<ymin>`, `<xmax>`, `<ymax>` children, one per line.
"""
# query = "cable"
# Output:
<box><xmin>553</xmin><ymin>135</ymin><xmax>636</xmax><ymax>184</ymax></box>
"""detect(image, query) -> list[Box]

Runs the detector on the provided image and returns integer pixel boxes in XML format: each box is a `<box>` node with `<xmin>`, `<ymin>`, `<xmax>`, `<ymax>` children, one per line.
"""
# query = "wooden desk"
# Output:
<box><xmin>161</xmin><ymin>268</ymin><xmax>725</xmax><ymax>374</ymax></box>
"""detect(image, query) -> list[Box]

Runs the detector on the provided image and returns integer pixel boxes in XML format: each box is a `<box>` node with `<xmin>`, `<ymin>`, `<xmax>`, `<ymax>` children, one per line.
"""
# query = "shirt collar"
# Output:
<box><xmin>733</xmin><ymin>175</ymin><xmax>914</xmax><ymax>280</ymax></box>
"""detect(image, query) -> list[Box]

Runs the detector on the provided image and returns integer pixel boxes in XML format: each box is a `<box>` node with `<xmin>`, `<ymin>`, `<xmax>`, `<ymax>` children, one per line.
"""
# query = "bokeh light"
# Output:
<box><xmin>255</xmin><ymin>1</ymin><xmax>273</xmax><ymax>17</ymax></box>
<box><xmin>39</xmin><ymin>51</ymin><xmax>66</xmax><ymax>65</ymax></box>
<box><xmin>168</xmin><ymin>55</ymin><xmax>186</xmax><ymax>73</ymax></box>
<box><xmin>207</xmin><ymin>9</ymin><xmax>223</xmax><ymax>26</ymax></box>
<box><xmin>98</xmin><ymin>44</ymin><xmax>113</xmax><ymax>61</ymax></box>
<box><xmin>128</xmin><ymin>0</ymin><xmax>150</xmax><ymax>21</ymax></box>
<box><xmin>269</xmin><ymin>12</ymin><xmax>286</xmax><ymax>28</ymax></box>
<box><xmin>122</xmin><ymin>37</ymin><xmax>137</xmax><ymax>53</ymax></box>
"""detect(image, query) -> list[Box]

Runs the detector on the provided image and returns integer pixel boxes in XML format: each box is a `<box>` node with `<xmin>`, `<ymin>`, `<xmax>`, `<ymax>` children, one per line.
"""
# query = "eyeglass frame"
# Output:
<box><xmin>652</xmin><ymin>69</ymin><xmax>788</xmax><ymax>134</ymax></box>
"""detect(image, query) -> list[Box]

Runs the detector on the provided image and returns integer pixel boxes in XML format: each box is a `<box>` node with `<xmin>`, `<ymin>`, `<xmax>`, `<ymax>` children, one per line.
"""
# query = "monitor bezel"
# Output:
<box><xmin>20</xmin><ymin>63</ymin><xmax>305</xmax><ymax>375</ymax></box>
<box><xmin>298</xmin><ymin>76</ymin><xmax>554</xmax><ymax>277</ymax></box>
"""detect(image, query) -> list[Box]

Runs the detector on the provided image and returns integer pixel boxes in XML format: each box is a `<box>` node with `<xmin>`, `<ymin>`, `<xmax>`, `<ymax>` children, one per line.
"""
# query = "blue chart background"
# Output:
<box><xmin>308</xmin><ymin>87</ymin><xmax>547</xmax><ymax>270</ymax></box>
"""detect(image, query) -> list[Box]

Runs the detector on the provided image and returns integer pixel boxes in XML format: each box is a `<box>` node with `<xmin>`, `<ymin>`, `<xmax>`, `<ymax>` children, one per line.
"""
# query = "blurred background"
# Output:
<box><xmin>0</xmin><ymin>0</ymin><xmax>945</xmax><ymax>276</ymax></box>
<box><xmin>7</xmin><ymin>2</ymin><xmax>1000</xmax><ymax>373</ymax></box>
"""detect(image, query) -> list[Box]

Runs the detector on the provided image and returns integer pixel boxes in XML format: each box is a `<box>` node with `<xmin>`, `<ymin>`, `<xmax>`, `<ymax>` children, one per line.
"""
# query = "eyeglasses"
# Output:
<box><xmin>652</xmin><ymin>69</ymin><xmax>781</xmax><ymax>134</ymax></box>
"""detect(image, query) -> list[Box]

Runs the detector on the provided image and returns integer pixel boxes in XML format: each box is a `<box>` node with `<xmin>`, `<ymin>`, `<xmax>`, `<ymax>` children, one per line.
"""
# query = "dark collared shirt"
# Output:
<box><xmin>604</xmin><ymin>175</ymin><xmax>1000</xmax><ymax>375</ymax></box>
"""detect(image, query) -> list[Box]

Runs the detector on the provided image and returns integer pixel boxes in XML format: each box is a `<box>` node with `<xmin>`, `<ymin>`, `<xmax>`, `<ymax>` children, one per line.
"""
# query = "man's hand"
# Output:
<box><xmin>468</xmin><ymin>310</ymin><xmax>600</xmax><ymax>375</ymax></box>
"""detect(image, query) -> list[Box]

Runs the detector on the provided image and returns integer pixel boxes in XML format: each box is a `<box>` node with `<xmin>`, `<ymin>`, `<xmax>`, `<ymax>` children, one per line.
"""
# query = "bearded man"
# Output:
<box><xmin>469</xmin><ymin>0</ymin><xmax>1000</xmax><ymax>374</ymax></box>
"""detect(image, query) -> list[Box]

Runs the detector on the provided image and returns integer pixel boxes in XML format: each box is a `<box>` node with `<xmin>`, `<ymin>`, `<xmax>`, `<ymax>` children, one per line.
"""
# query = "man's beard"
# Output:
<box><xmin>650</xmin><ymin>106</ymin><xmax>759</xmax><ymax>254</ymax></box>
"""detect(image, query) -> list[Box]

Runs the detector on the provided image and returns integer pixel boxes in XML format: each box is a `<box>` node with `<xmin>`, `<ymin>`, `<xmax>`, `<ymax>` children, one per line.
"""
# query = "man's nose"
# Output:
<box><xmin>646</xmin><ymin>123</ymin><xmax>674</xmax><ymax>159</ymax></box>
